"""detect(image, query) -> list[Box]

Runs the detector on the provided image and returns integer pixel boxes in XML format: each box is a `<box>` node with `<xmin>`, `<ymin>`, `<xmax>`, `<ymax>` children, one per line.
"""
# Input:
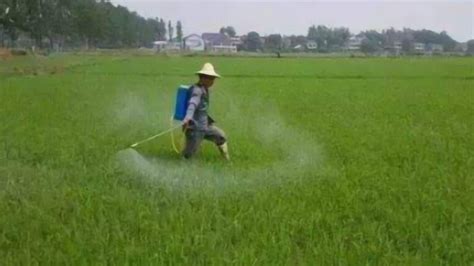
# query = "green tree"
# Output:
<box><xmin>439</xmin><ymin>31</ymin><xmax>456</xmax><ymax>52</ymax></box>
<box><xmin>158</xmin><ymin>18</ymin><xmax>166</xmax><ymax>41</ymax></box>
<box><xmin>466</xmin><ymin>40</ymin><xmax>474</xmax><ymax>55</ymax></box>
<box><xmin>167</xmin><ymin>20</ymin><xmax>173</xmax><ymax>41</ymax></box>
<box><xmin>413</xmin><ymin>29</ymin><xmax>440</xmax><ymax>44</ymax></box>
<box><xmin>382</xmin><ymin>27</ymin><xmax>404</xmax><ymax>47</ymax></box>
<box><xmin>0</xmin><ymin>0</ymin><xmax>174</xmax><ymax>49</ymax></box>
<box><xmin>411</xmin><ymin>29</ymin><xmax>456</xmax><ymax>51</ymax></box>
<box><xmin>44</xmin><ymin>0</ymin><xmax>74</xmax><ymax>50</ymax></box>
<box><xmin>219</xmin><ymin>26</ymin><xmax>236</xmax><ymax>37</ymax></box>
<box><xmin>244</xmin><ymin>31</ymin><xmax>261</xmax><ymax>52</ymax></box>
<box><xmin>288</xmin><ymin>35</ymin><xmax>307</xmax><ymax>49</ymax></box>
<box><xmin>360</xmin><ymin>38</ymin><xmax>379</xmax><ymax>54</ymax></box>
<box><xmin>328</xmin><ymin>27</ymin><xmax>350</xmax><ymax>50</ymax></box>
<box><xmin>176</xmin><ymin>20</ymin><xmax>182</xmax><ymax>42</ymax></box>
<box><xmin>362</xmin><ymin>30</ymin><xmax>384</xmax><ymax>45</ymax></box>
<box><xmin>22</xmin><ymin>0</ymin><xmax>46</xmax><ymax>47</ymax></box>
<box><xmin>71</xmin><ymin>0</ymin><xmax>106</xmax><ymax>48</ymax></box>
<box><xmin>1</xmin><ymin>0</ymin><xmax>28</xmax><ymax>46</ymax></box>
<box><xmin>265</xmin><ymin>34</ymin><xmax>282</xmax><ymax>52</ymax></box>
<box><xmin>402</xmin><ymin>38</ymin><xmax>414</xmax><ymax>54</ymax></box>
<box><xmin>307</xmin><ymin>25</ymin><xmax>330</xmax><ymax>52</ymax></box>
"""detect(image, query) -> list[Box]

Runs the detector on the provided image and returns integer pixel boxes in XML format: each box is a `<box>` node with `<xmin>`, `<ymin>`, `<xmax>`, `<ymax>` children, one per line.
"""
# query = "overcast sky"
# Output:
<box><xmin>110</xmin><ymin>0</ymin><xmax>473</xmax><ymax>42</ymax></box>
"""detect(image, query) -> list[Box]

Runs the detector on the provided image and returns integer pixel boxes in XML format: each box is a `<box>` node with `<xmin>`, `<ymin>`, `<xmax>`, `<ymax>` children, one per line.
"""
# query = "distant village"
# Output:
<box><xmin>154</xmin><ymin>31</ymin><xmax>470</xmax><ymax>56</ymax></box>
<box><xmin>154</xmin><ymin>33</ymin><xmax>240</xmax><ymax>54</ymax></box>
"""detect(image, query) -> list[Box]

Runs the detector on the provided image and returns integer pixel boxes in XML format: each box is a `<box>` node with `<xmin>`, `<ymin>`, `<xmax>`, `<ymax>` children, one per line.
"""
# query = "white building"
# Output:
<box><xmin>429</xmin><ymin>43</ymin><xmax>443</xmax><ymax>52</ymax></box>
<box><xmin>153</xmin><ymin>41</ymin><xmax>167</xmax><ymax>52</ymax></box>
<box><xmin>394</xmin><ymin>41</ymin><xmax>402</xmax><ymax>50</ymax></box>
<box><xmin>202</xmin><ymin>33</ymin><xmax>237</xmax><ymax>53</ymax></box>
<box><xmin>282</xmin><ymin>37</ymin><xmax>292</xmax><ymax>50</ymax></box>
<box><xmin>414</xmin><ymin>42</ymin><xmax>426</xmax><ymax>52</ymax></box>
<box><xmin>306</xmin><ymin>41</ymin><xmax>318</xmax><ymax>50</ymax></box>
<box><xmin>183</xmin><ymin>34</ymin><xmax>205</xmax><ymax>51</ymax></box>
<box><xmin>293</xmin><ymin>44</ymin><xmax>304</xmax><ymax>51</ymax></box>
<box><xmin>384</xmin><ymin>41</ymin><xmax>402</xmax><ymax>55</ymax></box>
<box><xmin>209</xmin><ymin>45</ymin><xmax>237</xmax><ymax>53</ymax></box>
<box><xmin>347</xmin><ymin>36</ymin><xmax>364</xmax><ymax>51</ymax></box>
<box><xmin>230</xmin><ymin>37</ymin><xmax>243</xmax><ymax>47</ymax></box>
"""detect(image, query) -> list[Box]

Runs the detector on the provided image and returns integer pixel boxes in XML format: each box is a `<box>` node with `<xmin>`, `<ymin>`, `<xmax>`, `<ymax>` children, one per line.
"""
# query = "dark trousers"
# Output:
<box><xmin>182</xmin><ymin>126</ymin><xmax>227</xmax><ymax>159</ymax></box>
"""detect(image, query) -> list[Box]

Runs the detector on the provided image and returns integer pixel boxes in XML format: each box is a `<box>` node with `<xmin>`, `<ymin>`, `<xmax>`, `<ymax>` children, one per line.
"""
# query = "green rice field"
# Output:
<box><xmin>0</xmin><ymin>54</ymin><xmax>473</xmax><ymax>264</ymax></box>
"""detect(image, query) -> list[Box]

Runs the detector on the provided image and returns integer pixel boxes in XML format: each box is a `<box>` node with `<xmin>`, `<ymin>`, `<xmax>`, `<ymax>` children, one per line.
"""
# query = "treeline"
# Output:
<box><xmin>1</xmin><ymin>1</ymin><xmax>470</xmax><ymax>54</ymax></box>
<box><xmin>0</xmin><ymin>0</ymin><xmax>173</xmax><ymax>49</ymax></box>
<box><xmin>239</xmin><ymin>26</ymin><xmax>462</xmax><ymax>53</ymax></box>
<box><xmin>308</xmin><ymin>26</ymin><xmax>458</xmax><ymax>53</ymax></box>
<box><xmin>357</xmin><ymin>28</ymin><xmax>458</xmax><ymax>53</ymax></box>
<box><xmin>306</xmin><ymin>26</ymin><xmax>351</xmax><ymax>52</ymax></box>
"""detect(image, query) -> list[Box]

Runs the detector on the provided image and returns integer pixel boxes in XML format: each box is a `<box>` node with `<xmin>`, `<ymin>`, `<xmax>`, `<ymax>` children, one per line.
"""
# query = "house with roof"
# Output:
<box><xmin>384</xmin><ymin>41</ymin><xmax>402</xmax><ymax>55</ymax></box>
<box><xmin>153</xmin><ymin>41</ymin><xmax>168</xmax><ymax>52</ymax></box>
<box><xmin>456</xmin><ymin>42</ymin><xmax>468</xmax><ymax>53</ymax></box>
<box><xmin>306</xmin><ymin>41</ymin><xmax>318</xmax><ymax>50</ymax></box>
<box><xmin>201</xmin><ymin>33</ymin><xmax>236</xmax><ymax>53</ymax></box>
<box><xmin>414</xmin><ymin>42</ymin><xmax>426</xmax><ymax>52</ymax></box>
<box><xmin>153</xmin><ymin>39</ymin><xmax>182</xmax><ymax>52</ymax></box>
<box><xmin>292</xmin><ymin>44</ymin><xmax>304</xmax><ymax>51</ymax></box>
<box><xmin>347</xmin><ymin>36</ymin><xmax>364</xmax><ymax>51</ymax></box>
<box><xmin>282</xmin><ymin>37</ymin><xmax>292</xmax><ymax>50</ymax></box>
<box><xmin>427</xmin><ymin>43</ymin><xmax>443</xmax><ymax>53</ymax></box>
<box><xmin>183</xmin><ymin>34</ymin><xmax>205</xmax><ymax>51</ymax></box>
<box><xmin>230</xmin><ymin>36</ymin><xmax>243</xmax><ymax>47</ymax></box>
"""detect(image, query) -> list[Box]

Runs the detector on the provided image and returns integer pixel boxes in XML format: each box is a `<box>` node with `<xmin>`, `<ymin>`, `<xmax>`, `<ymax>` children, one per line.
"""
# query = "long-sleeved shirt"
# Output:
<box><xmin>184</xmin><ymin>84</ymin><xmax>210</xmax><ymax>130</ymax></box>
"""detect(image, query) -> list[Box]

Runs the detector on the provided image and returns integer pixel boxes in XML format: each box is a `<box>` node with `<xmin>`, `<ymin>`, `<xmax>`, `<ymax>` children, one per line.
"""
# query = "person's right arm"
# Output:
<box><xmin>183</xmin><ymin>87</ymin><xmax>202</xmax><ymax>124</ymax></box>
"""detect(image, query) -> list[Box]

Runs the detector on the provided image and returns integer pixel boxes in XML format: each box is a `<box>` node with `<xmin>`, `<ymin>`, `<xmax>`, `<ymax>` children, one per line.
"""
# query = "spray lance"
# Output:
<box><xmin>129</xmin><ymin>85</ymin><xmax>191</xmax><ymax>150</ymax></box>
<box><xmin>129</xmin><ymin>123</ymin><xmax>183</xmax><ymax>148</ymax></box>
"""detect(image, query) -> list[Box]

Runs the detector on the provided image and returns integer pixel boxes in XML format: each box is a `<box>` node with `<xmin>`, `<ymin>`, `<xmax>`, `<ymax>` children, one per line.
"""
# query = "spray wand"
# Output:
<box><xmin>130</xmin><ymin>123</ymin><xmax>183</xmax><ymax>148</ymax></box>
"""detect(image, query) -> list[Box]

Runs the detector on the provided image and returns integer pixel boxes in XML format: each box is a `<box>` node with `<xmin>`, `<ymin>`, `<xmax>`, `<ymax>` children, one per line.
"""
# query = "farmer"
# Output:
<box><xmin>182</xmin><ymin>63</ymin><xmax>230</xmax><ymax>160</ymax></box>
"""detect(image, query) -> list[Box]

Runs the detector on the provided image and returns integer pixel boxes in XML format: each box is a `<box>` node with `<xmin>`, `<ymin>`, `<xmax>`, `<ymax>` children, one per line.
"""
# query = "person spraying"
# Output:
<box><xmin>182</xmin><ymin>63</ymin><xmax>230</xmax><ymax>160</ymax></box>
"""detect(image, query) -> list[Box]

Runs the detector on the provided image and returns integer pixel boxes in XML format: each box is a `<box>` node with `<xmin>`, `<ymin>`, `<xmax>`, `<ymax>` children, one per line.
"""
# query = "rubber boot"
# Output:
<box><xmin>218</xmin><ymin>143</ymin><xmax>230</xmax><ymax>161</ymax></box>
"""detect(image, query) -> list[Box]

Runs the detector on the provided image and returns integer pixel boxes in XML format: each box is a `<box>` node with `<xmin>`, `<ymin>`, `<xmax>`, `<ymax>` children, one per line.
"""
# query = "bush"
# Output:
<box><xmin>0</xmin><ymin>48</ymin><xmax>12</xmax><ymax>59</ymax></box>
<box><xmin>11</xmin><ymin>49</ymin><xmax>28</xmax><ymax>56</ymax></box>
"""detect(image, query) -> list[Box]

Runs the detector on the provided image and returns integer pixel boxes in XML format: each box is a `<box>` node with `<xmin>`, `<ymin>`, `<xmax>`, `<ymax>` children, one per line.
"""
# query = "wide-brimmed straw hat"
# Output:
<box><xmin>196</xmin><ymin>63</ymin><xmax>221</xmax><ymax>78</ymax></box>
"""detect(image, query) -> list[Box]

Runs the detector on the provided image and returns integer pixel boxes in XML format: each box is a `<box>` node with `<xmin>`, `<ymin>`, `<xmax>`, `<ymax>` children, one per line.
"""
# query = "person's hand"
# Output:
<box><xmin>182</xmin><ymin>117</ymin><xmax>191</xmax><ymax>126</ymax></box>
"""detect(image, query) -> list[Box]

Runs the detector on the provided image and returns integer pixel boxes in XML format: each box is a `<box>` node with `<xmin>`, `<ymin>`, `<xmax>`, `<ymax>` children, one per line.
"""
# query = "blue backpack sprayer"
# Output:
<box><xmin>129</xmin><ymin>85</ymin><xmax>191</xmax><ymax>152</ymax></box>
<box><xmin>173</xmin><ymin>85</ymin><xmax>191</xmax><ymax>121</ymax></box>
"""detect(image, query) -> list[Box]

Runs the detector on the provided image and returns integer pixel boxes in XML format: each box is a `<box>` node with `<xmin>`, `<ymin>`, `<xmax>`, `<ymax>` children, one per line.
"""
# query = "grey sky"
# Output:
<box><xmin>110</xmin><ymin>0</ymin><xmax>473</xmax><ymax>42</ymax></box>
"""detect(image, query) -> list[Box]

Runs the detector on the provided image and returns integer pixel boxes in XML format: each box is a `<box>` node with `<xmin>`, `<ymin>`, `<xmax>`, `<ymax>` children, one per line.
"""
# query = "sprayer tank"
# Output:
<box><xmin>173</xmin><ymin>85</ymin><xmax>191</xmax><ymax>121</ymax></box>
